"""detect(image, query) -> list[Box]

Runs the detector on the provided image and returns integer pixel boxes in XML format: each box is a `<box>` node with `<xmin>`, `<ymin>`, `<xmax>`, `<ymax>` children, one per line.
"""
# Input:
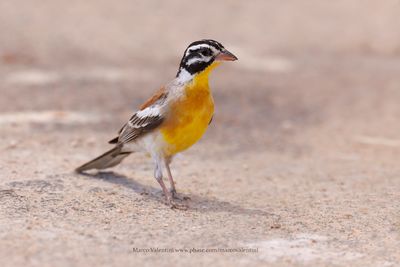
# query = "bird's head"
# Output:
<box><xmin>176</xmin><ymin>39</ymin><xmax>237</xmax><ymax>81</ymax></box>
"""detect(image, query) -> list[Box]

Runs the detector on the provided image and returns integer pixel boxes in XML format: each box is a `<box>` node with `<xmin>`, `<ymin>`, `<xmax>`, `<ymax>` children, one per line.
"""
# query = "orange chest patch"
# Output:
<box><xmin>160</xmin><ymin>83</ymin><xmax>214</xmax><ymax>156</ymax></box>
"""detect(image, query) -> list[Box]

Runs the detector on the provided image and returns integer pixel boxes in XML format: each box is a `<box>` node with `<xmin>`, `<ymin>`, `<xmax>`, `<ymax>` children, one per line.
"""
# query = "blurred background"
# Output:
<box><xmin>1</xmin><ymin>1</ymin><xmax>400</xmax><ymax>266</ymax></box>
<box><xmin>1</xmin><ymin>0</ymin><xmax>400</xmax><ymax>64</ymax></box>
<box><xmin>1</xmin><ymin>0</ymin><xmax>400</xmax><ymax>148</ymax></box>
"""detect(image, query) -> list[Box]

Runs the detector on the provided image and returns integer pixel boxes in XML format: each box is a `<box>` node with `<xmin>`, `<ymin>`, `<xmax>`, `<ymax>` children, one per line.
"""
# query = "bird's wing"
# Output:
<box><xmin>109</xmin><ymin>87</ymin><xmax>168</xmax><ymax>144</ymax></box>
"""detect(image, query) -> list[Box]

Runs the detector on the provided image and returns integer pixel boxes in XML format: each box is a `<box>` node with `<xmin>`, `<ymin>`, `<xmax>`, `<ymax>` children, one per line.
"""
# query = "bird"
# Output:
<box><xmin>75</xmin><ymin>39</ymin><xmax>237</xmax><ymax>208</ymax></box>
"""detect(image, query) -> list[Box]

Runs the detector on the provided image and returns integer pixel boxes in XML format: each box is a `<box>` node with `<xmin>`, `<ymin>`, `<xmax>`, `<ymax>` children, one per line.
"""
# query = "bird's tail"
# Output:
<box><xmin>75</xmin><ymin>144</ymin><xmax>132</xmax><ymax>173</ymax></box>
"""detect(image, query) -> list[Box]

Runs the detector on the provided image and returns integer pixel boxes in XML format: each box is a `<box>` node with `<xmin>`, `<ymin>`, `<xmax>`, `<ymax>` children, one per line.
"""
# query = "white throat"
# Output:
<box><xmin>176</xmin><ymin>68</ymin><xmax>194</xmax><ymax>84</ymax></box>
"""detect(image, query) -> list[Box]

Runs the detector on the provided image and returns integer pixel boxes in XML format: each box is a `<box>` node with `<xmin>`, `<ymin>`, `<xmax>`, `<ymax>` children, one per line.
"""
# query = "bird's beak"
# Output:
<box><xmin>215</xmin><ymin>49</ymin><xmax>238</xmax><ymax>61</ymax></box>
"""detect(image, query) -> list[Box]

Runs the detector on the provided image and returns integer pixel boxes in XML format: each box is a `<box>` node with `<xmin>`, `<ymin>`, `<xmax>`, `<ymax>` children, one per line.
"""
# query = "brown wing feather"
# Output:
<box><xmin>109</xmin><ymin>87</ymin><xmax>168</xmax><ymax>144</ymax></box>
<box><xmin>139</xmin><ymin>87</ymin><xmax>167</xmax><ymax>110</ymax></box>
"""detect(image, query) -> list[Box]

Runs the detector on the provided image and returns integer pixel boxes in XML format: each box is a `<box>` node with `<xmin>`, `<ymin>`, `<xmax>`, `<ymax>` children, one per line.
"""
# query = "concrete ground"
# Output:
<box><xmin>0</xmin><ymin>1</ymin><xmax>400</xmax><ymax>266</ymax></box>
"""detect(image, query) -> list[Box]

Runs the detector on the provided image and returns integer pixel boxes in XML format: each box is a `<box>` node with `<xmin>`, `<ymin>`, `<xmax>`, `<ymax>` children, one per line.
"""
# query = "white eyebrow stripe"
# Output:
<box><xmin>188</xmin><ymin>44</ymin><xmax>210</xmax><ymax>51</ymax></box>
<box><xmin>186</xmin><ymin>44</ymin><xmax>219</xmax><ymax>55</ymax></box>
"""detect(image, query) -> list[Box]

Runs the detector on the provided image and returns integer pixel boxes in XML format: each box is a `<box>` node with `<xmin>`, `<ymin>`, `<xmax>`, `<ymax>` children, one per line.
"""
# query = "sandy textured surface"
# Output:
<box><xmin>1</xmin><ymin>1</ymin><xmax>400</xmax><ymax>266</ymax></box>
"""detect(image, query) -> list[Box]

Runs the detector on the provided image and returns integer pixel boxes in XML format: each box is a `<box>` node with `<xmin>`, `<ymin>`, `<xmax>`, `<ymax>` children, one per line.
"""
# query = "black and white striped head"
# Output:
<box><xmin>176</xmin><ymin>39</ymin><xmax>237</xmax><ymax>79</ymax></box>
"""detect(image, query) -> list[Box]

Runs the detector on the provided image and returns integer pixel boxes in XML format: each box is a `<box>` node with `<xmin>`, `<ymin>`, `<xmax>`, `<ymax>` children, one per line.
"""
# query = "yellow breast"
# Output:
<box><xmin>160</xmin><ymin>62</ymin><xmax>220</xmax><ymax>156</ymax></box>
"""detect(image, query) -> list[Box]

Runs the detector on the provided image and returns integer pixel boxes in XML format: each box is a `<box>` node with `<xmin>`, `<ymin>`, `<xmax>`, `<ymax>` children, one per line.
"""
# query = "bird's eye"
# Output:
<box><xmin>200</xmin><ymin>49</ymin><xmax>211</xmax><ymax>57</ymax></box>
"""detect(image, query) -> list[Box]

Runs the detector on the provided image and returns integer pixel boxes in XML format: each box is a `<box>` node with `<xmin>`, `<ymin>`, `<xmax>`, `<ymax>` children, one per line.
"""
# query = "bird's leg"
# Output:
<box><xmin>164</xmin><ymin>161</ymin><xmax>177</xmax><ymax>198</ymax></box>
<box><xmin>154</xmin><ymin>158</ymin><xmax>187</xmax><ymax>210</ymax></box>
<box><xmin>164</xmin><ymin>160</ymin><xmax>190</xmax><ymax>201</ymax></box>
<box><xmin>154</xmin><ymin>161</ymin><xmax>172</xmax><ymax>202</ymax></box>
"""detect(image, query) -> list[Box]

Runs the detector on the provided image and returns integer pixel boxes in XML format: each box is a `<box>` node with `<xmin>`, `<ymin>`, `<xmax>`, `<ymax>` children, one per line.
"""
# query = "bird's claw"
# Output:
<box><xmin>170</xmin><ymin>189</ymin><xmax>190</xmax><ymax>201</ymax></box>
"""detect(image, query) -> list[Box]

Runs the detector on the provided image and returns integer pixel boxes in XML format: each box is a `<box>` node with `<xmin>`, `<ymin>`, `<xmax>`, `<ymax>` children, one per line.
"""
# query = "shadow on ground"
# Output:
<box><xmin>79</xmin><ymin>171</ymin><xmax>272</xmax><ymax>217</ymax></box>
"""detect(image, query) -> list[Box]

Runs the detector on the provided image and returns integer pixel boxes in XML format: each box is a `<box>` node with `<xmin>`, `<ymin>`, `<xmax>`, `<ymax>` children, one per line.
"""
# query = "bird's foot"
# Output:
<box><xmin>165</xmin><ymin>198</ymin><xmax>188</xmax><ymax>210</ymax></box>
<box><xmin>170</xmin><ymin>189</ymin><xmax>191</xmax><ymax>201</ymax></box>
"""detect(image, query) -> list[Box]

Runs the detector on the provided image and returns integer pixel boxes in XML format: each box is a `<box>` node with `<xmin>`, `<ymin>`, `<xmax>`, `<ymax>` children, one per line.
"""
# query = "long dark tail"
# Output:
<box><xmin>75</xmin><ymin>144</ymin><xmax>132</xmax><ymax>173</ymax></box>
